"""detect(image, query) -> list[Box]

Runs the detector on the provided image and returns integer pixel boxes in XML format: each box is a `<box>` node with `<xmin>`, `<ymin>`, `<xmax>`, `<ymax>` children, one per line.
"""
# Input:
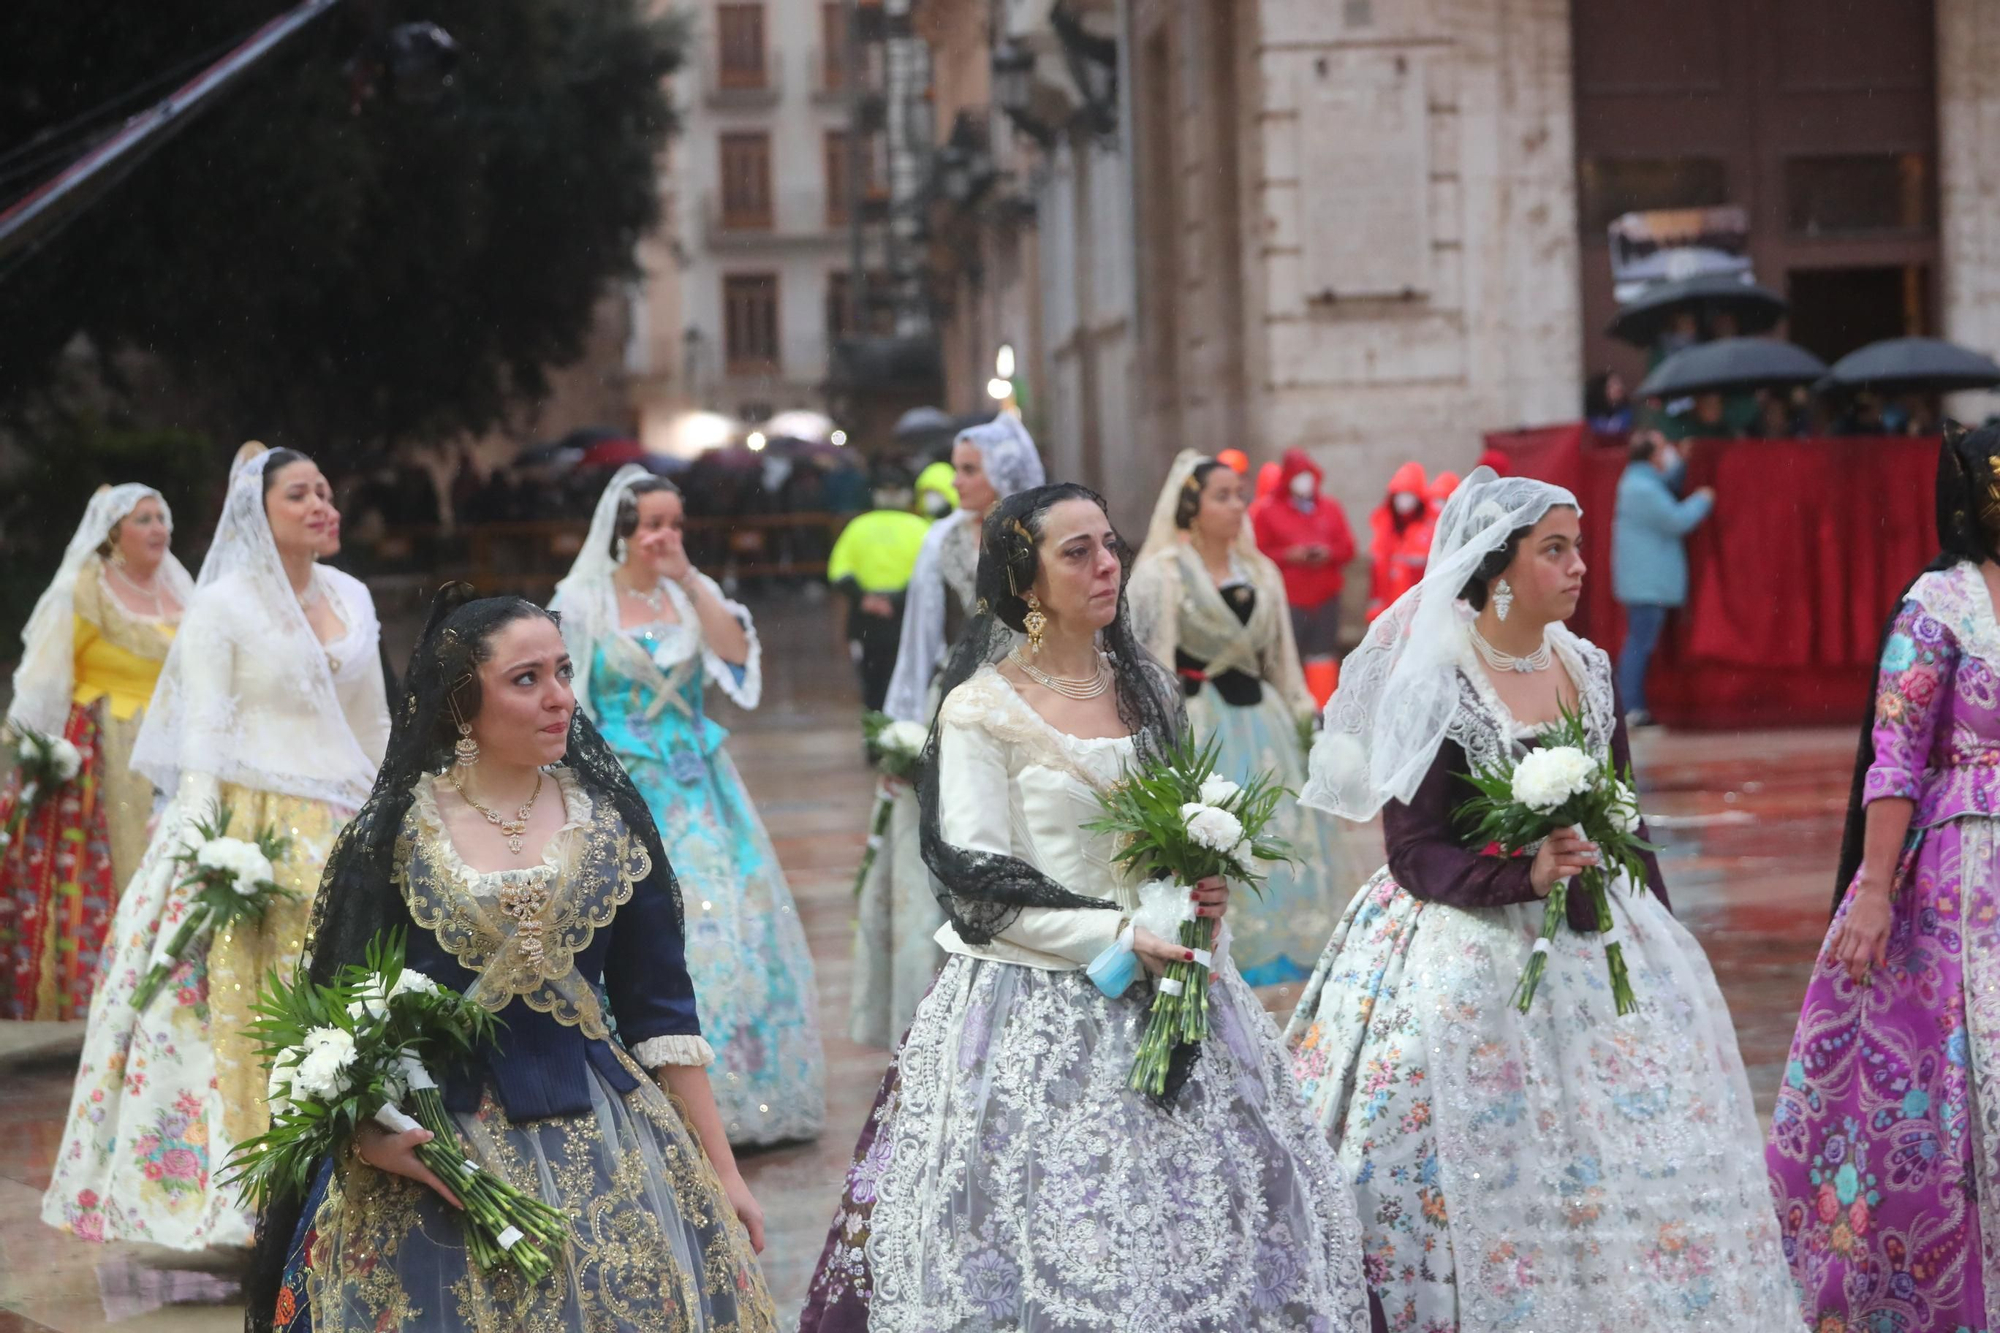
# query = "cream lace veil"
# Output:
<box><xmin>8</xmin><ymin>484</ymin><xmax>192</xmax><ymax>738</ymax></box>
<box><xmin>1300</xmin><ymin>467</ymin><xmax>1577</xmax><ymax>820</ymax></box>
<box><xmin>130</xmin><ymin>446</ymin><xmax>378</xmax><ymax>807</ymax></box>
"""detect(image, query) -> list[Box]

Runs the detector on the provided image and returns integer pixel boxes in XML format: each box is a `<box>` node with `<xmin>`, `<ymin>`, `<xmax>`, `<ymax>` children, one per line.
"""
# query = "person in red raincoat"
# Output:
<box><xmin>1366</xmin><ymin>461</ymin><xmax>1431</xmax><ymax>621</ymax></box>
<box><xmin>1252</xmin><ymin>449</ymin><xmax>1356</xmax><ymax>704</ymax></box>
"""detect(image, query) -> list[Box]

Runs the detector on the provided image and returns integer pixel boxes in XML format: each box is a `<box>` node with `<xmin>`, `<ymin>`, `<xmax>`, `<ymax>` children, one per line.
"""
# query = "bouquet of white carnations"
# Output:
<box><xmin>1084</xmin><ymin>732</ymin><xmax>1291</xmax><ymax>1097</ymax></box>
<box><xmin>0</xmin><ymin>726</ymin><xmax>84</xmax><ymax>847</ymax></box>
<box><xmin>129</xmin><ymin>804</ymin><xmax>295</xmax><ymax>1011</ymax></box>
<box><xmin>223</xmin><ymin>930</ymin><xmax>571</xmax><ymax>1281</ymax></box>
<box><xmin>851</xmin><ymin>711</ymin><xmax>931</xmax><ymax>896</ymax></box>
<box><xmin>1457</xmin><ymin>703</ymin><xmax>1657</xmax><ymax>1015</ymax></box>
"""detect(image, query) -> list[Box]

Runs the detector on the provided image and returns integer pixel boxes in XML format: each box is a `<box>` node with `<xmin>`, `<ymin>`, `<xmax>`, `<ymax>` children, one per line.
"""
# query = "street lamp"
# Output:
<box><xmin>747</xmin><ymin>430</ymin><xmax>768</xmax><ymax>452</ymax></box>
<box><xmin>831</xmin><ymin>429</ymin><xmax>848</xmax><ymax>446</ymax></box>
<box><xmin>991</xmin><ymin>42</ymin><xmax>1056</xmax><ymax>148</ymax></box>
<box><xmin>1050</xmin><ymin>2</ymin><xmax>1118</xmax><ymax>135</ymax></box>
<box><xmin>987</xmin><ymin>377</ymin><xmax>1013</xmax><ymax>402</ymax></box>
<box><xmin>995</xmin><ymin>344</ymin><xmax>1016</xmax><ymax>380</ymax></box>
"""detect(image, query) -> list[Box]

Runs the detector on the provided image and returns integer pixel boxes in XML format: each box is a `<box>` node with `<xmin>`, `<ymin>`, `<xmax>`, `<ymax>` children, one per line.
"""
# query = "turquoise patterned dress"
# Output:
<box><xmin>581</xmin><ymin>582</ymin><xmax>826</xmax><ymax>1146</ymax></box>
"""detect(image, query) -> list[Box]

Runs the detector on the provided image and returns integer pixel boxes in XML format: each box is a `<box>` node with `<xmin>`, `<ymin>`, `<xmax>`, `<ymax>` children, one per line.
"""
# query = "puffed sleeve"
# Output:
<box><xmin>602</xmin><ymin>833</ymin><xmax>713</xmax><ymax>1069</ymax></box>
<box><xmin>939</xmin><ymin>712</ymin><xmax>1126</xmax><ymax>965</ymax></box>
<box><xmin>1864</xmin><ymin>601</ymin><xmax>1957</xmax><ymax>807</ymax></box>
<box><xmin>692</xmin><ymin>572</ymin><xmax>762</xmax><ymax>710</ymax></box>
<box><xmin>1382</xmin><ymin>738</ymin><xmax>1544</xmax><ymax>913</ymax></box>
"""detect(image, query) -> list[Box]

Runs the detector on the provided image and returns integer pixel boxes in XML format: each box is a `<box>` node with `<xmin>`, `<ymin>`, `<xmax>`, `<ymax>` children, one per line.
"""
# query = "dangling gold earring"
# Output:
<box><xmin>1022</xmin><ymin>592</ymin><xmax>1048</xmax><ymax>655</ymax></box>
<box><xmin>448</xmin><ymin>691</ymin><xmax>479</xmax><ymax>767</ymax></box>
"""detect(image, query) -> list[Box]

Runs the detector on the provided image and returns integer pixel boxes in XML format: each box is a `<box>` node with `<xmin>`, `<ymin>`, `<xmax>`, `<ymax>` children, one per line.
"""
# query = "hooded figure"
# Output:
<box><xmin>1366</xmin><ymin>461</ymin><xmax>1432</xmax><ymax>620</ymax></box>
<box><xmin>1251</xmin><ymin>448</ymin><xmax>1357</xmax><ymax>678</ymax></box>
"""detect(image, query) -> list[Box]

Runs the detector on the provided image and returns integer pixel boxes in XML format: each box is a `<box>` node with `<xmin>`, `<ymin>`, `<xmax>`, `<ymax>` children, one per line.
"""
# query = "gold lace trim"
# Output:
<box><xmin>73</xmin><ymin>558</ymin><xmax>176</xmax><ymax>660</ymax></box>
<box><xmin>397</xmin><ymin>767</ymin><xmax>650</xmax><ymax>1039</ymax></box>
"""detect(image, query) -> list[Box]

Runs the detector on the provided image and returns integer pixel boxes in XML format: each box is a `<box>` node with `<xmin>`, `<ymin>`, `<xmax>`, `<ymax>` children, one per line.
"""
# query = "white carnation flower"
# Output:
<box><xmin>302</xmin><ymin>1025</ymin><xmax>357</xmax><ymax>1066</ymax></box>
<box><xmin>1612</xmin><ymin>781</ymin><xmax>1643</xmax><ymax>835</ymax></box>
<box><xmin>292</xmin><ymin>1041</ymin><xmax>354</xmax><ymax>1100</ymax></box>
<box><xmin>1510</xmin><ymin>746</ymin><xmax>1598</xmax><ymax>813</ymax></box>
<box><xmin>19</xmin><ymin>781</ymin><xmax>36</xmax><ymax>806</ymax></box>
<box><xmin>879</xmin><ymin>721</ymin><xmax>930</xmax><ymax>756</ymax></box>
<box><xmin>389</xmin><ymin>969</ymin><xmax>441</xmax><ymax>1000</ymax></box>
<box><xmin>196</xmin><ymin>836</ymin><xmax>275</xmax><ymax>894</ymax></box>
<box><xmin>1197</xmin><ymin>775</ymin><xmax>1241</xmax><ymax>807</ymax></box>
<box><xmin>267</xmin><ymin>1058</ymin><xmax>299</xmax><ymax>1116</ymax></box>
<box><xmin>49</xmin><ymin>739</ymin><xmax>82</xmax><ymax>780</ymax></box>
<box><xmin>1231</xmin><ymin>839</ymin><xmax>1254</xmax><ymax>866</ymax></box>
<box><xmin>1179</xmin><ymin>801</ymin><xmax>1245</xmax><ymax>853</ymax></box>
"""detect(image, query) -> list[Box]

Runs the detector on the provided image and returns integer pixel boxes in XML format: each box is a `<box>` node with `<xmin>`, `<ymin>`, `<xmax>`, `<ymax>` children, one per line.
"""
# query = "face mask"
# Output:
<box><xmin>1289</xmin><ymin>472</ymin><xmax>1316</xmax><ymax>501</ymax></box>
<box><xmin>1392</xmin><ymin>492</ymin><xmax>1421</xmax><ymax>517</ymax></box>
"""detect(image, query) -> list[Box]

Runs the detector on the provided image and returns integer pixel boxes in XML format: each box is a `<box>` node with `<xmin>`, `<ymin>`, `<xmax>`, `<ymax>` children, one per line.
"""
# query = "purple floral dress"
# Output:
<box><xmin>1768</xmin><ymin>560</ymin><xmax>2000</xmax><ymax>1332</ymax></box>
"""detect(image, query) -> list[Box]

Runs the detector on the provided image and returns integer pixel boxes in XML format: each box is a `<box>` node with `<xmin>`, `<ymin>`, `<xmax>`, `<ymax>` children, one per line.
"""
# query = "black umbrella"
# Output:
<box><xmin>1825</xmin><ymin>337</ymin><xmax>2000</xmax><ymax>395</ymax></box>
<box><xmin>1608</xmin><ymin>273</ymin><xmax>1788</xmax><ymax>348</ymax></box>
<box><xmin>1637</xmin><ymin>337</ymin><xmax>1829</xmax><ymax>399</ymax></box>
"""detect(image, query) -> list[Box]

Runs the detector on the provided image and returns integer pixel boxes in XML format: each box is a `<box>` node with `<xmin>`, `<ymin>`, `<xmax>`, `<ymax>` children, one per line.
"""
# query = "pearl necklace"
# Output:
<box><xmin>1470</xmin><ymin>625</ymin><xmax>1553</xmax><ymax>674</ymax></box>
<box><xmin>1009</xmin><ymin>648</ymin><xmax>1112</xmax><ymax>699</ymax></box>
<box><xmin>107</xmin><ymin>562</ymin><xmax>166</xmax><ymax>617</ymax></box>
<box><xmin>621</xmin><ymin>579</ymin><xmax>672</xmax><ymax>614</ymax></box>
<box><xmin>451</xmin><ymin>768</ymin><xmax>545</xmax><ymax>856</ymax></box>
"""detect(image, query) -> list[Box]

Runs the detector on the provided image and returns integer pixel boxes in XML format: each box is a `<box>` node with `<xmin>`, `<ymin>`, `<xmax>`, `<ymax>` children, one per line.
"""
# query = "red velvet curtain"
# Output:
<box><xmin>1484</xmin><ymin>426</ymin><xmax>1938</xmax><ymax>729</ymax></box>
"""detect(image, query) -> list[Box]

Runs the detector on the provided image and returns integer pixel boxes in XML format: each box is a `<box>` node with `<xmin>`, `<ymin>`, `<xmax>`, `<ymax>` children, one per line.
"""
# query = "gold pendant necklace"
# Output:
<box><xmin>451</xmin><ymin>769</ymin><xmax>544</xmax><ymax>855</ymax></box>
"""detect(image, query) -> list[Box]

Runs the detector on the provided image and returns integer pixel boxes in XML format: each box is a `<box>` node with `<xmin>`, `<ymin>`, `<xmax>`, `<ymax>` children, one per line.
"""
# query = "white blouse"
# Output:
<box><xmin>167</xmin><ymin>566</ymin><xmax>390</xmax><ymax>812</ymax></box>
<box><xmin>931</xmin><ymin>666</ymin><xmax>1137</xmax><ymax>970</ymax></box>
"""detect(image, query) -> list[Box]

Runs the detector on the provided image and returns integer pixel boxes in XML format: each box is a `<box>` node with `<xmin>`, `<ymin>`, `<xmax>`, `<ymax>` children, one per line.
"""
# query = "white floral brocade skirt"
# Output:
<box><xmin>1285</xmin><ymin>870</ymin><xmax>1803</xmax><ymax>1333</ymax></box>
<box><xmin>801</xmin><ymin>952</ymin><xmax>1375</xmax><ymax>1333</ymax></box>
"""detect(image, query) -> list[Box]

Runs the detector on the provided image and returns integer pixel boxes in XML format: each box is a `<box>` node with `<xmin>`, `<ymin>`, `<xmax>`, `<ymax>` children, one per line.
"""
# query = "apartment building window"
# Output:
<box><xmin>824</xmin><ymin>130</ymin><xmax>851</xmax><ymax>226</ymax></box>
<box><xmin>717</xmin><ymin>4</ymin><xmax>768</xmax><ymax>89</ymax></box>
<box><xmin>820</xmin><ymin>4</ymin><xmax>846</xmax><ymax>91</ymax></box>
<box><xmin>724</xmin><ymin>274</ymin><xmax>781</xmax><ymax>373</ymax></box>
<box><xmin>720</xmin><ymin>132</ymin><xmax>773</xmax><ymax>230</ymax></box>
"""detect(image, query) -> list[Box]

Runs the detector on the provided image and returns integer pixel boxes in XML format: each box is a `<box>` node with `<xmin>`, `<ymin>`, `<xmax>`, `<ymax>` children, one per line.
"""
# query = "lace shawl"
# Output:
<box><xmin>1129</xmin><ymin>542</ymin><xmax>1316</xmax><ymax>719</ymax></box>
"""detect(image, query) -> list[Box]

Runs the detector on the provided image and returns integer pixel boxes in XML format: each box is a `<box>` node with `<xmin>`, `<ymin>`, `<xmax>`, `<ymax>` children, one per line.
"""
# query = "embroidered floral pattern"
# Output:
<box><xmin>802</xmin><ymin>956</ymin><xmax>1372</xmax><ymax>1332</ymax></box>
<box><xmin>1286</xmin><ymin>641</ymin><xmax>1798</xmax><ymax>1331</ymax></box>
<box><xmin>1770</xmin><ymin>566</ymin><xmax>2000</xmax><ymax>1332</ymax></box>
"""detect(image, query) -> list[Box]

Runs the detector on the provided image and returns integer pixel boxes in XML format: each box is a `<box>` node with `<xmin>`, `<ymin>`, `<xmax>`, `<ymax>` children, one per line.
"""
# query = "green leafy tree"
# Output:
<box><xmin>0</xmin><ymin>0</ymin><xmax>683</xmax><ymax>460</ymax></box>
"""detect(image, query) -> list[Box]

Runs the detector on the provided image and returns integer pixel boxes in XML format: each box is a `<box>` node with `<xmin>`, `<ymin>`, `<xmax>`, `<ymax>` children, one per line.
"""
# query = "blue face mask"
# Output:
<box><xmin>1086</xmin><ymin>930</ymin><xmax>1140</xmax><ymax>998</ymax></box>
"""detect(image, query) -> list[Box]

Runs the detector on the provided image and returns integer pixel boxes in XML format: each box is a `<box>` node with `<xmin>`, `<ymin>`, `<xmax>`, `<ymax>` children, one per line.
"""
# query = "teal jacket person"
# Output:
<box><xmin>1612</xmin><ymin>452</ymin><xmax>1713</xmax><ymax>608</ymax></box>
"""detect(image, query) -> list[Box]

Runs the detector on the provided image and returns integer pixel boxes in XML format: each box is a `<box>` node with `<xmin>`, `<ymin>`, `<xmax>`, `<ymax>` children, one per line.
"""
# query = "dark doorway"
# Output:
<box><xmin>1787</xmin><ymin>266</ymin><xmax>1927</xmax><ymax>365</ymax></box>
<box><xmin>1571</xmin><ymin>0</ymin><xmax>1938</xmax><ymax>385</ymax></box>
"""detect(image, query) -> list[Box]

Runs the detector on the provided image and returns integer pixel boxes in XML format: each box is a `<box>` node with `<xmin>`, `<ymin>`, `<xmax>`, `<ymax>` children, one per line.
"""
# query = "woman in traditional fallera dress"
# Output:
<box><xmin>1284</xmin><ymin>468</ymin><xmax>1799</xmax><ymax>1332</ymax></box>
<box><xmin>551</xmin><ymin>464</ymin><xmax>824</xmax><ymax>1146</ymax></box>
<box><xmin>1767</xmin><ymin>424</ymin><xmax>2000</xmax><ymax>1331</ymax></box>
<box><xmin>848</xmin><ymin>414</ymin><xmax>1046</xmax><ymax>1047</ymax></box>
<box><xmin>1129</xmin><ymin>450</ymin><xmax>1375</xmax><ymax>985</ymax></box>
<box><xmin>2</xmin><ymin>484</ymin><xmax>191</xmax><ymax>1020</ymax></box>
<box><xmin>248</xmin><ymin>589</ymin><xmax>774</xmax><ymax>1333</ymax></box>
<box><xmin>801</xmin><ymin>483</ymin><xmax>1374</xmax><ymax>1333</ymax></box>
<box><xmin>43</xmin><ymin>445</ymin><xmax>390</xmax><ymax>1249</ymax></box>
